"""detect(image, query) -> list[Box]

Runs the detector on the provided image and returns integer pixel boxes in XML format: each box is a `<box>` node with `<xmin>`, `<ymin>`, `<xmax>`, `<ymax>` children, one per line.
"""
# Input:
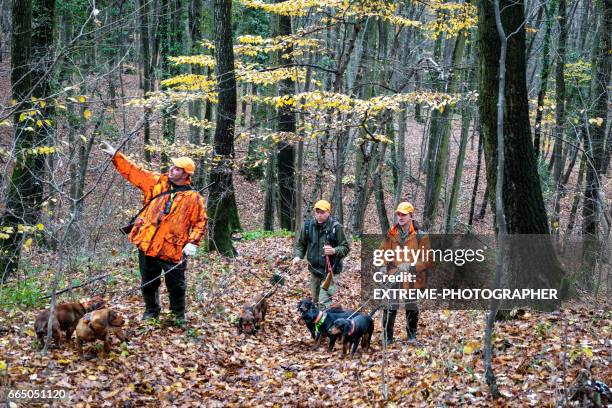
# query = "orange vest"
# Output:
<box><xmin>113</xmin><ymin>153</ymin><xmax>207</xmax><ymax>263</ymax></box>
<box><xmin>379</xmin><ymin>222</ymin><xmax>432</xmax><ymax>289</ymax></box>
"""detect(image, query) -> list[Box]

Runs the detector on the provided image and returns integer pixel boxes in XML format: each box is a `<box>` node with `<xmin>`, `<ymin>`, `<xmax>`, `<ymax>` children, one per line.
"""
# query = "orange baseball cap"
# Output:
<box><xmin>396</xmin><ymin>202</ymin><xmax>415</xmax><ymax>214</ymax></box>
<box><xmin>171</xmin><ymin>157</ymin><xmax>196</xmax><ymax>175</ymax></box>
<box><xmin>313</xmin><ymin>199</ymin><xmax>331</xmax><ymax>213</ymax></box>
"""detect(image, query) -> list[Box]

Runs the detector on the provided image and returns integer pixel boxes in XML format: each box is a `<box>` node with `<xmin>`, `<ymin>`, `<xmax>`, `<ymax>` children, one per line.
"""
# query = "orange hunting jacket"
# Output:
<box><xmin>379</xmin><ymin>222</ymin><xmax>432</xmax><ymax>289</ymax></box>
<box><xmin>113</xmin><ymin>152</ymin><xmax>207</xmax><ymax>263</ymax></box>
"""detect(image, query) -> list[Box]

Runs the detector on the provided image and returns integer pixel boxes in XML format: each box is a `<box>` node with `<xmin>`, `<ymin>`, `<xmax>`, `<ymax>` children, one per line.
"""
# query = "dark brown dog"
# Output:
<box><xmin>238</xmin><ymin>298</ymin><xmax>267</xmax><ymax>334</ymax></box>
<box><xmin>238</xmin><ymin>285</ymin><xmax>280</xmax><ymax>334</ymax></box>
<box><xmin>34</xmin><ymin>296</ymin><xmax>106</xmax><ymax>347</ymax></box>
<box><xmin>75</xmin><ymin>308</ymin><xmax>125</xmax><ymax>356</ymax></box>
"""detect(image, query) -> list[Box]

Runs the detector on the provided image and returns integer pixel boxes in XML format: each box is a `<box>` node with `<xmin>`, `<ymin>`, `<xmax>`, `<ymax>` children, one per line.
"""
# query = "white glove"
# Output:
<box><xmin>100</xmin><ymin>140</ymin><xmax>117</xmax><ymax>156</ymax></box>
<box><xmin>397</xmin><ymin>263</ymin><xmax>414</xmax><ymax>273</ymax></box>
<box><xmin>183</xmin><ymin>243</ymin><xmax>198</xmax><ymax>256</ymax></box>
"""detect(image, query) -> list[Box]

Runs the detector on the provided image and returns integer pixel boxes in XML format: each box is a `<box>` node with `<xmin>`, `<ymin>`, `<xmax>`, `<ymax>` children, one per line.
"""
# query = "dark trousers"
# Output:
<box><xmin>382</xmin><ymin>303</ymin><xmax>419</xmax><ymax>341</ymax></box>
<box><xmin>138</xmin><ymin>251</ymin><xmax>187</xmax><ymax>316</ymax></box>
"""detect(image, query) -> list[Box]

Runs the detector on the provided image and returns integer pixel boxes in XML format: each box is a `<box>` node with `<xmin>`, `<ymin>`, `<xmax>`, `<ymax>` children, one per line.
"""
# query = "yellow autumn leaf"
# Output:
<box><xmin>0</xmin><ymin>360</ymin><xmax>6</xmax><ymax>370</ymax></box>
<box><xmin>175</xmin><ymin>366</ymin><xmax>185</xmax><ymax>374</ymax></box>
<box><xmin>79</xmin><ymin>95</ymin><xmax>87</xmax><ymax>103</ymax></box>
<box><xmin>23</xmin><ymin>238</ymin><xmax>33</xmax><ymax>252</ymax></box>
<box><xmin>36</xmin><ymin>223</ymin><xmax>44</xmax><ymax>231</ymax></box>
<box><xmin>588</xmin><ymin>117</ymin><xmax>604</xmax><ymax>127</ymax></box>
<box><xmin>463</xmin><ymin>340</ymin><xmax>479</xmax><ymax>355</ymax></box>
<box><xmin>36</xmin><ymin>120</ymin><xmax>43</xmax><ymax>127</ymax></box>
<box><xmin>83</xmin><ymin>109</ymin><xmax>92</xmax><ymax>120</ymax></box>
<box><xmin>39</xmin><ymin>100</ymin><xmax>46</xmax><ymax>108</ymax></box>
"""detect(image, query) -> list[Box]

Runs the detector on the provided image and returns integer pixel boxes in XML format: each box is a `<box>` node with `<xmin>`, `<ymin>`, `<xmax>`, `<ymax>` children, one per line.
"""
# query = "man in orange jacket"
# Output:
<box><xmin>101</xmin><ymin>141</ymin><xmax>207</xmax><ymax>325</ymax></box>
<box><xmin>379</xmin><ymin>202</ymin><xmax>432</xmax><ymax>344</ymax></box>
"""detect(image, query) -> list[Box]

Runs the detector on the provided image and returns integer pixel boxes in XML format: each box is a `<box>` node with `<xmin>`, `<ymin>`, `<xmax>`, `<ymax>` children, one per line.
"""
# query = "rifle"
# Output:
<box><xmin>321</xmin><ymin>238</ymin><xmax>334</xmax><ymax>290</ymax></box>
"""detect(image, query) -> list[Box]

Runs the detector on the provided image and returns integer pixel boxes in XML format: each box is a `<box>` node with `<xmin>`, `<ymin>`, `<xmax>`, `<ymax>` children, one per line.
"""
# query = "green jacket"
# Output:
<box><xmin>293</xmin><ymin>217</ymin><xmax>350</xmax><ymax>277</ymax></box>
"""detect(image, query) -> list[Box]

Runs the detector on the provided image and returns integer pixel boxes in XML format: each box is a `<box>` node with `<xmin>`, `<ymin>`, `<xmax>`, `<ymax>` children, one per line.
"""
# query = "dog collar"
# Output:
<box><xmin>314</xmin><ymin>312</ymin><xmax>327</xmax><ymax>334</ymax></box>
<box><xmin>348</xmin><ymin>319</ymin><xmax>355</xmax><ymax>336</ymax></box>
<box><xmin>314</xmin><ymin>311</ymin><xmax>323</xmax><ymax>324</ymax></box>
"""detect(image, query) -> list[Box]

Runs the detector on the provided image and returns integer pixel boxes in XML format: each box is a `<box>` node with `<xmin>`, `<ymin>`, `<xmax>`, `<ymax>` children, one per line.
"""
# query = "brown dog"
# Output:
<box><xmin>238</xmin><ymin>298</ymin><xmax>268</xmax><ymax>334</ymax></box>
<box><xmin>75</xmin><ymin>308</ymin><xmax>125</xmax><ymax>357</ymax></box>
<box><xmin>238</xmin><ymin>284</ymin><xmax>281</xmax><ymax>334</ymax></box>
<box><xmin>34</xmin><ymin>296</ymin><xmax>106</xmax><ymax>347</ymax></box>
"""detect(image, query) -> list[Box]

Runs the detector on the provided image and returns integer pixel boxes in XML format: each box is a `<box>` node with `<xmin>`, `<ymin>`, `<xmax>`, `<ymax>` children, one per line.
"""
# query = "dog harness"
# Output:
<box><xmin>348</xmin><ymin>319</ymin><xmax>355</xmax><ymax>336</ymax></box>
<box><xmin>314</xmin><ymin>312</ymin><xmax>327</xmax><ymax>335</ymax></box>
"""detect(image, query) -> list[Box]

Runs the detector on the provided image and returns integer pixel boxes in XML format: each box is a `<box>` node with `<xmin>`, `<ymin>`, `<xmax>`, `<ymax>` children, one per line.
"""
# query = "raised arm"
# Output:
<box><xmin>112</xmin><ymin>152</ymin><xmax>160</xmax><ymax>194</ymax></box>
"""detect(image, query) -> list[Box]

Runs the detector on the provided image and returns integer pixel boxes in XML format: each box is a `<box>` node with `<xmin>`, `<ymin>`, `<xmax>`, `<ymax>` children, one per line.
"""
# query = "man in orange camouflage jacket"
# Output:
<box><xmin>379</xmin><ymin>202</ymin><xmax>432</xmax><ymax>344</ymax></box>
<box><xmin>101</xmin><ymin>141</ymin><xmax>207</xmax><ymax>325</ymax></box>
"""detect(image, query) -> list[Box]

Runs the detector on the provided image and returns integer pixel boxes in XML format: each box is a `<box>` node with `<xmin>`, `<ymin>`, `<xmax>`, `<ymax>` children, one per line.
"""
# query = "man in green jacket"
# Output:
<box><xmin>292</xmin><ymin>200</ymin><xmax>350</xmax><ymax>309</ymax></box>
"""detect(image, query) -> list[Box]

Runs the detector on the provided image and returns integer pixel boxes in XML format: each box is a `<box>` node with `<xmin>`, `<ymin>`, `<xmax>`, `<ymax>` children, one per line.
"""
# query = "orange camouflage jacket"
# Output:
<box><xmin>113</xmin><ymin>152</ymin><xmax>207</xmax><ymax>263</ymax></box>
<box><xmin>379</xmin><ymin>222</ymin><xmax>432</xmax><ymax>289</ymax></box>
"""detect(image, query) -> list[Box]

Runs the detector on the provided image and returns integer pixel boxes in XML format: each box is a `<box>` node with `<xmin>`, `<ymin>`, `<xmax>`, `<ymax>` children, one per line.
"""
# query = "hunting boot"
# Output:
<box><xmin>381</xmin><ymin>309</ymin><xmax>397</xmax><ymax>346</ymax></box>
<box><xmin>169</xmin><ymin>288</ymin><xmax>186</xmax><ymax>327</ymax></box>
<box><xmin>142</xmin><ymin>289</ymin><xmax>161</xmax><ymax>320</ymax></box>
<box><xmin>406</xmin><ymin>309</ymin><xmax>419</xmax><ymax>341</ymax></box>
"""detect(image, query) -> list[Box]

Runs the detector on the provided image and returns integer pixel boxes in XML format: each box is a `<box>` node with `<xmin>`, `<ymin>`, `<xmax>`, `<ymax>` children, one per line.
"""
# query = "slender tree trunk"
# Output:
<box><xmin>552</xmin><ymin>0</ymin><xmax>568</xmax><ymax>230</ymax></box>
<box><xmin>468</xmin><ymin>123</ymin><xmax>484</xmax><ymax>227</ymax></box>
<box><xmin>532</xmin><ymin>0</ymin><xmax>557</xmax><ymax>160</ymax></box>
<box><xmin>565</xmin><ymin>151</ymin><xmax>585</xmax><ymax>237</ymax></box>
<box><xmin>445</xmin><ymin>39</ymin><xmax>475</xmax><ymax>232</ymax></box>
<box><xmin>139</xmin><ymin>0</ymin><xmax>152</xmax><ymax>163</ymax></box>
<box><xmin>263</xmin><ymin>151</ymin><xmax>276</xmax><ymax>231</ymax></box>
<box><xmin>294</xmin><ymin>63</ymin><xmax>313</xmax><ymax>236</ymax></box>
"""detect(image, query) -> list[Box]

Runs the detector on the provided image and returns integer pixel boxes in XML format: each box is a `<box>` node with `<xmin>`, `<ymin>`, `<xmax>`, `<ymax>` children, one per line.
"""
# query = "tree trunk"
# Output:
<box><xmin>581</xmin><ymin>0</ymin><xmax>611</xmax><ymax>286</ymax></box>
<box><xmin>532</xmin><ymin>0</ymin><xmax>557</xmax><ymax>160</ymax></box>
<box><xmin>422</xmin><ymin>30</ymin><xmax>468</xmax><ymax>230</ymax></box>
<box><xmin>208</xmin><ymin>0</ymin><xmax>239</xmax><ymax>256</ymax></box>
<box><xmin>468</xmin><ymin>123</ymin><xmax>484</xmax><ymax>227</ymax></box>
<box><xmin>139</xmin><ymin>0</ymin><xmax>152</xmax><ymax>163</ymax></box>
<box><xmin>158</xmin><ymin>0</ymin><xmax>183</xmax><ymax>169</ymax></box>
<box><xmin>445</xmin><ymin>39</ymin><xmax>475</xmax><ymax>232</ymax></box>
<box><xmin>565</xmin><ymin>151</ymin><xmax>585</xmax><ymax>237</ymax></box>
<box><xmin>264</xmin><ymin>150</ymin><xmax>276</xmax><ymax>231</ymax></box>
<box><xmin>478</xmin><ymin>10</ymin><xmax>564</xmax><ymax>391</ymax></box>
<box><xmin>0</xmin><ymin>0</ymin><xmax>49</xmax><ymax>278</ymax></box>
<box><xmin>552</xmin><ymin>0</ymin><xmax>568</xmax><ymax>230</ymax></box>
<box><xmin>479</xmin><ymin>0</ymin><xmax>553</xmax><ymax>235</ymax></box>
<box><xmin>276</xmin><ymin>11</ymin><xmax>296</xmax><ymax>231</ymax></box>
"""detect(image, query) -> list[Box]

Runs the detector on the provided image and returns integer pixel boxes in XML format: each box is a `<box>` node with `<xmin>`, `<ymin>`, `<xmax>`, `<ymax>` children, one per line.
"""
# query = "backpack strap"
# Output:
<box><xmin>326</xmin><ymin>219</ymin><xmax>341</xmax><ymax>247</ymax></box>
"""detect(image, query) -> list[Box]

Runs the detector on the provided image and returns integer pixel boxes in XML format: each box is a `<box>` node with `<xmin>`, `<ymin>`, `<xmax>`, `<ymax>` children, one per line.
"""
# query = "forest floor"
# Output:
<box><xmin>1</xmin><ymin>236</ymin><xmax>610</xmax><ymax>407</ymax></box>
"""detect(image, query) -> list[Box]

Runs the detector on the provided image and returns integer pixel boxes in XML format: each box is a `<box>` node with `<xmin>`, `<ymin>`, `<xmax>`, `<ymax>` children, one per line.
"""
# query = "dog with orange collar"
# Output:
<box><xmin>330</xmin><ymin>314</ymin><xmax>374</xmax><ymax>356</ymax></box>
<box><xmin>297</xmin><ymin>299</ymin><xmax>353</xmax><ymax>350</ymax></box>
